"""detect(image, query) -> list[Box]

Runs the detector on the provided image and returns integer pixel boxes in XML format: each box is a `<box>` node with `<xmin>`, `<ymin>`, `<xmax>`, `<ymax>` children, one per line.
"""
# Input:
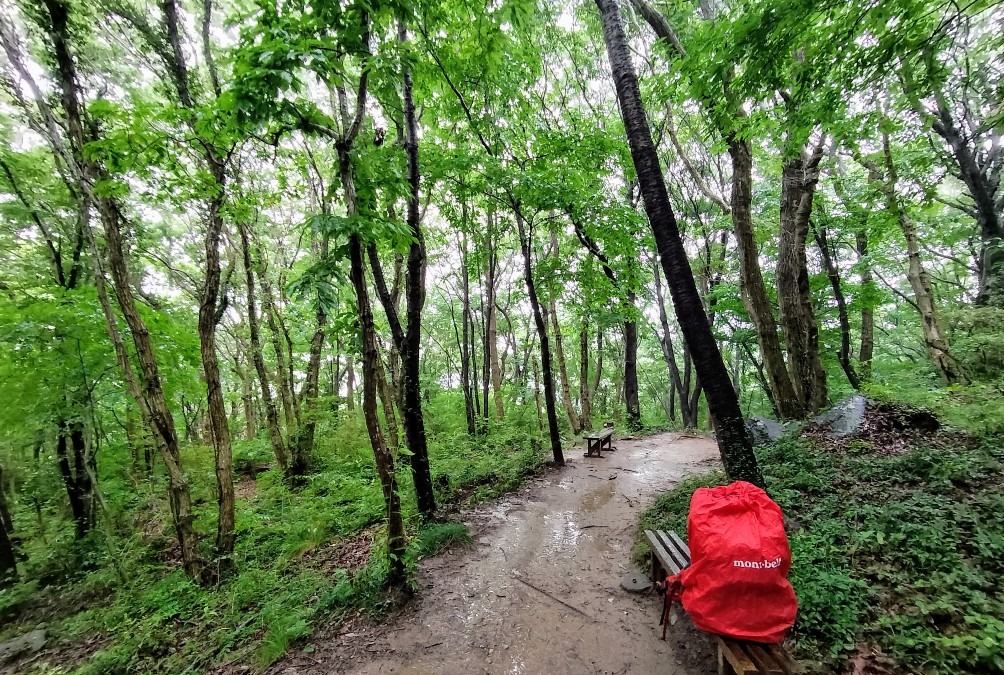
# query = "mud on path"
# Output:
<box><xmin>275</xmin><ymin>432</ymin><xmax>722</xmax><ymax>675</ymax></box>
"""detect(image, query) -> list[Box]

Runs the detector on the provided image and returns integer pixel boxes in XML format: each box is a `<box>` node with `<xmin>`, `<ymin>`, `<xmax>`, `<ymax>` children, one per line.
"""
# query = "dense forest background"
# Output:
<box><xmin>0</xmin><ymin>0</ymin><xmax>1002</xmax><ymax>671</ymax></box>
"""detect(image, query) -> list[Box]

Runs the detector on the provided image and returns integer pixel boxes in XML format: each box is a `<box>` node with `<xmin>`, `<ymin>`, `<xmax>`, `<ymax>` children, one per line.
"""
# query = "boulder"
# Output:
<box><xmin>746</xmin><ymin>416</ymin><xmax>787</xmax><ymax>445</ymax></box>
<box><xmin>0</xmin><ymin>629</ymin><xmax>45</xmax><ymax>663</ymax></box>
<box><xmin>811</xmin><ymin>394</ymin><xmax>868</xmax><ymax>437</ymax></box>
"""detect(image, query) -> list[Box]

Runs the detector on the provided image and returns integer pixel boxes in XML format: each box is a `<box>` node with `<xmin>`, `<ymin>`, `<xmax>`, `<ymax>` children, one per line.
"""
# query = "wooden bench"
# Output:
<box><xmin>644</xmin><ymin>529</ymin><xmax>804</xmax><ymax>675</ymax></box>
<box><xmin>584</xmin><ymin>428</ymin><xmax>614</xmax><ymax>457</ymax></box>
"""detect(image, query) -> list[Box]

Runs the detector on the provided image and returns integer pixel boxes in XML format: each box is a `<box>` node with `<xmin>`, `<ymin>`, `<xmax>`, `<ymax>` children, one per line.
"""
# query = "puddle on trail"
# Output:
<box><xmin>279</xmin><ymin>432</ymin><xmax>723</xmax><ymax>675</ymax></box>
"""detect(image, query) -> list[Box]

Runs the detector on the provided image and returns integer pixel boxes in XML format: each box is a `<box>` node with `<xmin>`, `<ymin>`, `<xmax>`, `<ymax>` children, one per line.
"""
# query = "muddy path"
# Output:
<box><xmin>276</xmin><ymin>432</ymin><xmax>722</xmax><ymax>675</ymax></box>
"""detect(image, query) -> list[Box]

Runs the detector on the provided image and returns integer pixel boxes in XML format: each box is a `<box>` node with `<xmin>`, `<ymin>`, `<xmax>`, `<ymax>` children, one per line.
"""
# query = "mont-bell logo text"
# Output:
<box><xmin>733</xmin><ymin>557</ymin><xmax>783</xmax><ymax>570</ymax></box>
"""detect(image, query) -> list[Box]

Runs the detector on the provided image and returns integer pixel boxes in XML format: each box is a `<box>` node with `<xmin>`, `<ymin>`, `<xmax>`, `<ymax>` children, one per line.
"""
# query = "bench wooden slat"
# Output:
<box><xmin>656</xmin><ymin>530</ymin><xmax>691</xmax><ymax>572</ymax></box>
<box><xmin>766</xmin><ymin>645</ymin><xmax>803</xmax><ymax>674</ymax></box>
<box><xmin>667</xmin><ymin>530</ymin><xmax>691</xmax><ymax>560</ymax></box>
<box><xmin>585</xmin><ymin>429</ymin><xmax>613</xmax><ymax>441</ymax></box>
<box><xmin>645</xmin><ymin>529</ymin><xmax>685</xmax><ymax>575</ymax></box>
<box><xmin>745</xmin><ymin>643</ymin><xmax>784</xmax><ymax>675</ymax></box>
<box><xmin>717</xmin><ymin>636</ymin><xmax>758</xmax><ymax>675</ymax></box>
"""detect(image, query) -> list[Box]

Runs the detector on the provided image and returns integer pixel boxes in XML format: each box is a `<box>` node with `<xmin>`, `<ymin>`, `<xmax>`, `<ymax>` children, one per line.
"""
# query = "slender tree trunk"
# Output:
<box><xmin>0</xmin><ymin>463</ymin><xmax>14</xmax><ymax>586</ymax></box>
<box><xmin>653</xmin><ymin>261</ymin><xmax>695</xmax><ymax>427</ymax></box>
<box><xmin>856</xmin><ymin>231</ymin><xmax>874</xmax><ymax>382</ymax></box>
<box><xmin>877</xmin><ymin>131</ymin><xmax>967</xmax><ymax>384</ymax></box>
<box><xmin>260</xmin><ymin>274</ymin><xmax>296</xmax><ymax>432</ymax></box>
<box><xmin>55</xmin><ymin>419</ymin><xmax>93</xmax><ymax>538</ymax></box>
<box><xmin>549</xmin><ymin>295</ymin><xmax>582</xmax><ymax>435</ymax></box>
<box><xmin>514</xmin><ymin>207</ymin><xmax>564</xmax><ymax>464</ymax></box>
<box><xmin>366</xmin><ymin>67</ymin><xmax>438</xmax><ymax>513</ymax></box>
<box><xmin>595</xmin><ymin>0</ymin><xmax>761</xmax><ymax>485</ymax></box>
<box><xmin>532</xmin><ymin>356</ymin><xmax>544</xmax><ymax>433</ymax></box>
<box><xmin>623</xmin><ymin>291</ymin><xmax>642</xmax><ymax>430</ymax></box>
<box><xmin>485</xmin><ymin>219</ymin><xmax>505</xmax><ymax>421</ymax></box>
<box><xmin>292</xmin><ymin>293</ymin><xmax>326</xmax><ymax>477</ymax></box>
<box><xmin>349</xmin><ymin>235</ymin><xmax>406</xmax><ymax>586</ymax></box>
<box><xmin>930</xmin><ymin>90</ymin><xmax>1003</xmax><ymax>306</ymax></box>
<box><xmin>460</xmin><ymin>233</ymin><xmax>476</xmax><ymax>435</ymax></box>
<box><xmin>30</xmin><ymin>0</ymin><xmax>205</xmax><ymax>581</ymax></box>
<box><xmin>813</xmin><ymin>221</ymin><xmax>861</xmax><ymax>390</ymax></box>
<box><xmin>579</xmin><ymin>321</ymin><xmax>593</xmax><ymax>430</ymax></box>
<box><xmin>239</xmin><ymin>220</ymin><xmax>287</xmax><ymax>468</ymax></box>
<box><xmin>346</xmin><ymin>356</ymin><xmax>356</xmax><ymax>410</ymax></box>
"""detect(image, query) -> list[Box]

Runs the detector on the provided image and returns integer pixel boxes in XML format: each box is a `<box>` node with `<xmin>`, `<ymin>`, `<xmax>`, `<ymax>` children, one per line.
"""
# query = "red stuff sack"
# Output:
<box><xmin>678</xmin><ymin>481</ymin><xmax>797</xmax><ymax>643</ymax></box>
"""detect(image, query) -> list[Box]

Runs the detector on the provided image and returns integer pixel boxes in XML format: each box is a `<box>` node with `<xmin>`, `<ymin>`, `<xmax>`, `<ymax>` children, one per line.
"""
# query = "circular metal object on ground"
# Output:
<box><xmin>620</xmin><ymin>569</ymin><xmax>652</xmax><ymax>593</ymax></box>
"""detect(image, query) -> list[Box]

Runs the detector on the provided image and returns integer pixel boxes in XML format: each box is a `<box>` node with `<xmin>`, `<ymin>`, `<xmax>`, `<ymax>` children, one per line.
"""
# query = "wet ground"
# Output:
<box><xmin>274</xmin><ymin>432</ymin><xmax>722</xmax><ymax>675</ymax></box>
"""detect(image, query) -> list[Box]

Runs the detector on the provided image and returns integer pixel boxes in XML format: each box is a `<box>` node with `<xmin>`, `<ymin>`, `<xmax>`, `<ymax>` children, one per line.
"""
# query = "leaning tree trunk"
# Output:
<box><xmin>653</xmin><ymin>260</ymin><xmax>696</xmax><ymax>428</ymax></box>
<box><xmin>730</xmin><ymin>140</ymin><xmax>804</xmax><ymax>419</ymax></box>
<box><xmin>595</xmin><ymin>0</ymin><xmax>761</xmax><ymax>485</ymax></box>
<box><xmin>879</xmin><ymin>131</ymin><xmax>968</xmax><ymax>385</ymax></box>
<box><xmin>515</xmin><ymin>208</ymin><xmax>564</xmax><ymax>464</ymax></box>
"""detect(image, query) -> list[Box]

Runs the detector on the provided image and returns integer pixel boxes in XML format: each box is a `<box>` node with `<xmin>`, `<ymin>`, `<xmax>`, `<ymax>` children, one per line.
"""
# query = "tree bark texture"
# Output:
<box><xmin>777</xmin><ymin>148</ymin><xmax>828</xmax><ymax>413</ymax></box>
<box><xmin>595</xmin><ymin>0</ymin><xmax>761</xmax><ymax>485</ymax></box>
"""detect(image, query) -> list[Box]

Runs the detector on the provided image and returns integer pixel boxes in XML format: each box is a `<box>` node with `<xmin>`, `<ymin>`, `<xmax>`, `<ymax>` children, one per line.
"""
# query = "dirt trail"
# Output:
<box><xmin>278</xmin><ymin>432</ymin><xmax>721</xmax><ymax>675</ymax></box>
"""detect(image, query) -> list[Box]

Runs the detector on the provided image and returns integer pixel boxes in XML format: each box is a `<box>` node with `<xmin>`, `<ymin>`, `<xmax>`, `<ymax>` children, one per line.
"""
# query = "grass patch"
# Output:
<box><xmin>1</xmin><ymin>416</ymin><xmax>549</xmax><ymax>674</ymax></box>
<box><xmin>637</xmin><ymin>429</ymin><xmax>1004</xmax><ymax>673</ymax></box>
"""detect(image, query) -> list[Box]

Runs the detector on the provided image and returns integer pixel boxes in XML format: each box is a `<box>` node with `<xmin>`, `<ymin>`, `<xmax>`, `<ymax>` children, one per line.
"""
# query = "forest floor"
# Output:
<box><xmin>268</xmin><ymin>432</ymin><xmax>721</xmax><ymax>675</ymax></box>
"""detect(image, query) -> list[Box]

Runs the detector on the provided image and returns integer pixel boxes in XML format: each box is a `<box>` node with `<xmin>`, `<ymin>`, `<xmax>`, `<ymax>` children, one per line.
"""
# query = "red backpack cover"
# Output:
<box><xmin>677</xmin><ymin>481</ymin><xmax>797</xmax><ymax>643</ymax></box>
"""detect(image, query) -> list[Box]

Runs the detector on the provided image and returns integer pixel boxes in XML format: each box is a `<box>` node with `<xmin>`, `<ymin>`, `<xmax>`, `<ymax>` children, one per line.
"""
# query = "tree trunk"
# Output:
<box><xmin>595</xmin><ymin>0</ymin><xmax>761</xmax><ymax>485</ymax></box>
<box><xmin>930</xmin><ymin>90</ymin><xmax>1003</xmax><ymax>306</ymax></box>
<box><xmin>349</xmin><ymin>234</ymin><xmax>406</xmax><ymax>586</ymax></box>
<box><xmin>459</xmin><ymin>232</ymin><xmax>477</xmax><ymax>435</ymax></box>
<box><xmin>652</xmin><ymin>261</ymin><xmax>696</xmax><ymax>427</ymax></box>
<box><xmin>856</xmin><ymin>230</ymin><xmax>874</xmax><ymax>382</ymax></box>
<box><xmin>486</xmin><ymin>216</ymin><xmax>505</xmax><ymax>421</ymax></box>
<box><xmin>292</xmin><ymin>296</ymin><xmax>326</xmax><ymax>477</ymax></box>
<box><xmin>777</xmin><ymin>149</ymin><xmax>828</xmax><ymax>413</ymax></box>
<box><xmin>623</xmin><ymin>292</ymin><xmax>642</xmax><ymax>430</ymax></box>
<box><xmin>239</xmin><ymin>220</ymin><xmax>287</xmax><ymax>468</ymax></box>
<box><xmin>0</xmin><ymin>463</ymin><xmax>14</xmax><ymax>586</ymax></box>
<box><xmin>32</xmin><ymin>0</ymin><xmax>205</xmax><ymax>581</ymax></box>
<box><xmin>514</xmin><ymin>208</ymin><xmax>564</xmax><ymax>464</ymax></box>
<box><xmin>878</xmin><ymin>131</ymin><xmax>968</xmax><ymax>384</ymax></box>
<box><xmin>55</xmin><ymin>418</ymin><xmax>93</xmax><ymax>538</ymax></box>
<box><xmin>366</xmin><ymin>46</ymin><xmax>437</xmax><ymax>514</ymax></box>
<box><xmin>579</xmin><ymin>321</ymin><xmax>593</xmax><ymax>430</ymax></box>
<box><xmin>549</xmin><ymin>295</ymin><xmax>582</xmax><ymax>435</ymax></box>
<box><xmin>729</xmin><ymin>139</ymin><xmax>804</xmax><ymax>419</ymax></box>
<box><xmin>532</xmin><ymin>355</ymin><xmax>544</xmax><ymax>433</ymax></box>
<box><xmin>813</xmin><ymin>221</ymin><xmax>861</xmax><ymax>390</ymax></box>
<box><xmin>260</xmin><ymin>271</ymin><xmax>296</xmax><ymax>432</ymax></box>
<box><xmin>346</xmin><ymin>356</ymin><xmax>356</xmax><ymax>410</ymax></box>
